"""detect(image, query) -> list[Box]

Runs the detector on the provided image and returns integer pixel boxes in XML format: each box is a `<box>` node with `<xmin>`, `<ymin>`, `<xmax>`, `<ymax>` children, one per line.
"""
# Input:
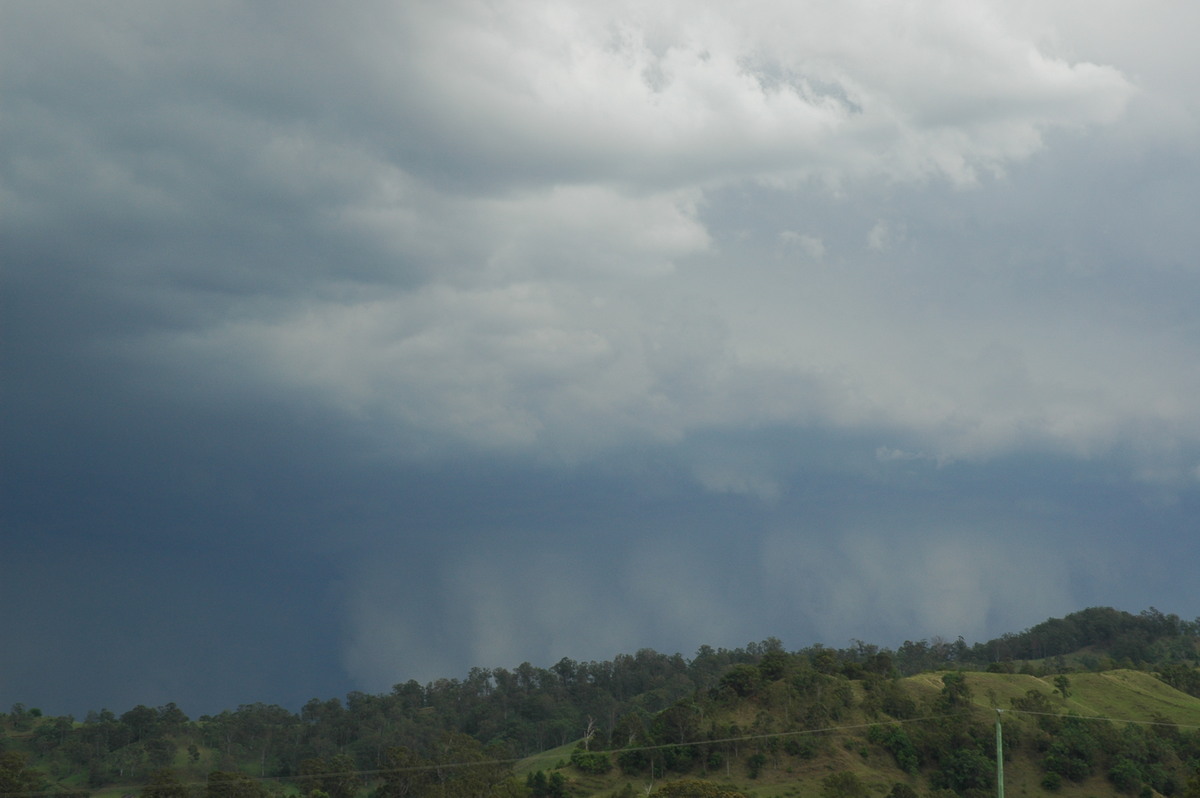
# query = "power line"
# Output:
<box><xmin>1002</xmin><ymin>708</ymin><xmax>1200</xmax><ymax>729</ymax></box>
<box><xmin>6</xmin><ymin>705</ymin><xmax>1200</xmax><ymax>798</ymax></box>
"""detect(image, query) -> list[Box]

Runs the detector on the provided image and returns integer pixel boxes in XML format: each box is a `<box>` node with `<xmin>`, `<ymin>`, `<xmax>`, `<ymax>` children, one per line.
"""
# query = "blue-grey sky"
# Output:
<box><xmin>4</xmin><ymin>0</ymin><xmax>1200</xmax><ymax>718</ymax></box>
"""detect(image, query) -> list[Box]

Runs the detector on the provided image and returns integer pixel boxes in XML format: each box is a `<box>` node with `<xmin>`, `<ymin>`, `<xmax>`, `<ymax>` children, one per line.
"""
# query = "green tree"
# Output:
<box><xmin>717</xmin><ymin>665</ymin><xmax>760</xmax><ymax>698</ymax></box>
<box><xmin>569</xmin><ymin>746</ymin><xmax>611</xmax><ymax>775</ymax></box>
<box><xmin>9</xmin><ymin>705</ymin><xmax>34</xmax><ymax>733</ymax></box>
<box><xmin>145</xmin><ymin>738</ymin><xmax>178</xmax><ymax>769</ymax></box>
<box><xmin>546</xmin><ymin>771</ymin><xmax>567</xmax><ymax>798</ymax></box>
<box><xmin>377</xmin><ymin>747</ymin><xmax>432</xmax><ymax>798</ymax></box>
<box><xmin>1181</xmin><ymin>768</ymin><xmax>1200</xmax><ymax>798</ymax></box>
<box><xmin>525</xmin><ymin>771</ymin><xmax>548</xmax><ymax>798</ymax></box>
<box><xmin>810</xmin><ymin>646</ymin><xmax>840</xmax><ymax>675</ymax></box>
<box><xmin>425</xmin><ymin>732</ymin><xmax>514</xmax><ymax>798</ymax></box>
<box><xmin>142</xmin><ymin>769</ymin><xmax>191</xmax><ymax>798</ymax></box>
<box><xmin>0</xmin><ymin>752</ymin><xmax>48</xmax><ymax>797</ymax></box>
<box><xmin>939</xmin><ymin>672</ymin><xmax>972</xmax><ymax>709</ymax></box>
<box><xmin>821</xmin><ymin>771</ymin><xmax>869</xmax><ymax>798</ymax></box>
<box><xmin>1108</xmin><ymin>758</ymin><xmax>1143</xmax><ymax>794</ymax></box>
<box><xmin>1042</xmin><ymin>717</ymin><xmax>1110</xmax><ymax>783</ymax></box>
<box><xmin>1158</xmin><ymin>664</ymin><xmax>1200</xmax><ymax>697</ymax></box>
<box><xmin>877</xmin><ymin>680</ymin><xmax>917</xmax><ymax>720</ymax></box>
<box><xmin>228</xmin><ymin>704</ymin><xmax>295</xmax><ymax>778</ymax></box>
<box><xmin>616</xmin><ymin>747</ymin><xmax>649</xmax><ymax>776</ymax></box>
<box><xmin>653</xmin><ymin>700</ymin><xmax>700</xmax><ymax>745</ymax></box>
<box><xmin>205</xmin><ymin>771</ymin><xmax>267</xmax><ymax>798</ymax></box>
<box><xmin>868</xmin><ymin>725</ymin><xmax>919</xmax><ymax>774</ymax></box>
<box><xmin>121</xmin><ymin>705</ymin><xmax>159</xmax><ymax>742</ymax></box>
<box><xmin>158</xmin><ymin>703</ymin><xmax>189</xmax><ymax>728</ymax></box>
<box><xmin>932</xmin><ymin>748</ymin><xmax>993</xmax><ymax>794</ymax></box>
<box><xmin>299</xmin><ymin>756</ymin><xmax>360</xmax><ymax>798</ymax></box>
<box><xmin>757</xmin><ymin>650</ymin><xmax>790</xmax><ymax>682</ymax></box>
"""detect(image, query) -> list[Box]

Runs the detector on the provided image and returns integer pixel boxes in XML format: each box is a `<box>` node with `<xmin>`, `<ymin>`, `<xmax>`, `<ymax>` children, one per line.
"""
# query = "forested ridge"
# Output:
<box><xmin>4</xmin><ymin>606</ymin><xmax>1200</xmax><ymax>798</ymax></box>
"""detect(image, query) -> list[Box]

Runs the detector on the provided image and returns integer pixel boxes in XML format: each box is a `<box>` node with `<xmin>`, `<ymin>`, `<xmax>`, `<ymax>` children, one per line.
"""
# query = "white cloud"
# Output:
<box><xmin>168</xmin><ymin>279</ymin><xmax>725</xmax><ymax>456</ymax></box>
<box><xmin>867</xmin><ymin>220</ymin><xmax>906</xmax><ymax>252</ymax></box>
<box><xmin>362</xmin><ymin>0</ymin><xmax>1134</xmax><ymax>190</ymax></box>
<box><xmin>780</xmin><ymin>231</ymin><xmax>826</xmax><ymax>261</ymax></box>
<box><xmin>11</xmin><ymin>0</ymin><xmax>1195</xmax><ymax>471</ymax></box>
<box><xmin>341</xmin><ymin>177</ymin><xmax>711</xmax><ymax>282</ymax></box>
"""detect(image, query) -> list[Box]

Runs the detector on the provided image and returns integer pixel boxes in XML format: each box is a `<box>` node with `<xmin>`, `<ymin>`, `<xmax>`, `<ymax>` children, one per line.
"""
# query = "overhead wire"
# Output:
<box><xmin>6</xmin><ymin>702</ymin><xmax>1200</xmax><ymax>797</ymax></box>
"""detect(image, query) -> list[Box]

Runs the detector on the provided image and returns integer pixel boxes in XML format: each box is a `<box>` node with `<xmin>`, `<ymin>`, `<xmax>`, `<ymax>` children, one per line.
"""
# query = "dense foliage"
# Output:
<box><xmin>3</xmin><ymin>606</ymin><xmax>1200</xmax><ymax>798</ymax></box>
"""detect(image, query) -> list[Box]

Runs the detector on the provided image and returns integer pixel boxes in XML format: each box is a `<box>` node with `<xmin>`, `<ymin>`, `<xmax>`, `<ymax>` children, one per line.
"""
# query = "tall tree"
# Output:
<box><xmin>141</xmin><ymin>769</ymin><xmax>190</xmax><ymax>798</ymax></box>
<box><xmin>299</xmin><ymin>755</ymin><xmax>360</xmax><ymax>798</ymax></box>
<box><xmin>377</xmin><ymin>746</ymin><xmax>433</xmax><ymax>798</ymax></box>
<box><xmin>205</xmin><ymin>771</ymin><xmax>267</xmax><ymax>798</ymax></box>
<box><xmin>0</xmin><ymin>752</ymin><xmax>48</xmax><ymax>797</ymax></box>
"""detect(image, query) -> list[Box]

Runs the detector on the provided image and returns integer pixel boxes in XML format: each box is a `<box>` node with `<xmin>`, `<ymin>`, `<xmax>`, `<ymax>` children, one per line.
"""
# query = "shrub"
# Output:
<box><xmin>569</xmin><ymin>746</ymin><xmax>611</xmax><ymax>775</ymax></box>
<box><xmin>821</xmin><ymin>771</ymin><xmax>869</xmax><ymax>798</ymax></box>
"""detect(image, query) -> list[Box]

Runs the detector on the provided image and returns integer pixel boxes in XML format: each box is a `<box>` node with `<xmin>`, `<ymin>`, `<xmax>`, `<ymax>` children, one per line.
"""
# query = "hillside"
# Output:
<box><xmin>508</xmin><ymin>668</ymin><xmax>1200</xmax><ymax>798</ymax></box>
<box><xmin>3</xmin><ymin>606</ymin><xmax>1200</xmax><ymax>798</ymax></box>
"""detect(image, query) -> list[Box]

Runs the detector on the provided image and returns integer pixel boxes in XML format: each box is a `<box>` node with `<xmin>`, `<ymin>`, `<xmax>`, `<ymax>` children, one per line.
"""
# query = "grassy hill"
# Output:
<box><xmin>515</xmin><ymin>669</ymin><xmax>1200</xmax><ymax>798</ymax></box>
<box><xmin>5</xmin><ymin>606</ymin><xmax>1200</xmax><ymax>798</ymax></box>
<box><xmin>6</xmin><ymin>669</ymin><xmax>1200</xmax><ymax>798</ymax></box>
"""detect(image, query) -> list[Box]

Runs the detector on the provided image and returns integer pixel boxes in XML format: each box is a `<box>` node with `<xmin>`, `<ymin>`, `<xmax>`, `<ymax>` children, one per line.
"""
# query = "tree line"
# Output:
<box><xmin>2</xmin><ymin>606</ymin><xmax>1199</xmax><ymax>798</ymax></box>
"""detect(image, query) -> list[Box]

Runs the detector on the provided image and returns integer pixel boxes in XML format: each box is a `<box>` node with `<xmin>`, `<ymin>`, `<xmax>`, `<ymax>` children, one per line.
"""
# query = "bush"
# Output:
<box><xmin>821</xmin><ymin>771</ymin><xmax>868</xmax><ymax>798</ymax></box>
<box><xmin>932</xmin><ymin>749</ymin><xmax>992</xmax><ymax>794</ymax></box>
<box><xmin>783</xmin><ymin>736</ymin><xmax>819</xmax><ymax>759</ymax></box>
<box><xmin>653</xmin><ymin>780</ymin><xmax>748</xmax><ymax>798</ymax></box>
<box><xmin>1109</xmin><ymin>758</ymin><xmax>1143</xmax><ymax>794</ymax></box>
<box><xmin>719</xmin><ymin>664</ymin><xmax>762</xmax><ymax>697</ymax></box>
<box><xmin>867</xmin><ymin>725</ymin><xmax>919</xmax><ymax>774</ymax></box>
<box><xmin>569</xmin><ymin>746</ymin><xmax>611</xmax><ymax>775</ymax></box>
<box><xmin>617</xmin><ymin>748</ymin><xmax>648</xmax><ymax>775</ymax></box>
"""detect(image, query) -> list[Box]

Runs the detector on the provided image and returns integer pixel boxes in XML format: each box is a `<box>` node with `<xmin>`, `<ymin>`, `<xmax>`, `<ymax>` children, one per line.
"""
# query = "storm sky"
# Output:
<box><xmin>4</xmin><ymin>0</ymin><xmax>1200</xmax><ymax>718</ymax></box>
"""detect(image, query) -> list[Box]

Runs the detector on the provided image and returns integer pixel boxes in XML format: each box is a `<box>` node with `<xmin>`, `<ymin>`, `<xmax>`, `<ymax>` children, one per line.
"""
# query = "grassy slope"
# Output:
<box><xmin>8</xmin><ymin>669</ymin><xmax>1198</xmax><ymax>798</ymax></box>
<box><xmin>518</xmin><ymin>670</ymin><xmax>1200</xmax><ymax>798</ymax></box>
<box><xmin>1066</xmin><ymin>671</ymin><xmax>1200</xmax><ymax>725</ymax></box>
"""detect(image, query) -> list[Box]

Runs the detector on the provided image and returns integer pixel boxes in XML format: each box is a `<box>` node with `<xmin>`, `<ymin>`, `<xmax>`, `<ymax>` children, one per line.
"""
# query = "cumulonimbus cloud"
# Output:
<box><xmin>90</xmin><ymin>0</ymin><xmax>1149</xmax><ymax>468</ymax></box>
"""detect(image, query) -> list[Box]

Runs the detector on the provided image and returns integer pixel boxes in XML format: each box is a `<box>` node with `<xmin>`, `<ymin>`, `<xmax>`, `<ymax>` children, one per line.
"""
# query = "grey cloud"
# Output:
<box><xmin>3</xmin><ymin>0</ymin><xmax>1199</xmax><ymax>717</ymax></box>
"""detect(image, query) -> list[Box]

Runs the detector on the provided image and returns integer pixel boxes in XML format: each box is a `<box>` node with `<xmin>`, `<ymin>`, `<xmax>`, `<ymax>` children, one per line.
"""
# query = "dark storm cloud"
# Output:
<box><xmin>3</xmin><ymin>0</ymin><xmax>1200</xmax><ymax>717</ymax></box>
<box><xmin>2</xmin><ymin>536</ymin><xmax>343</xmax><ymax>717</ymax></box>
